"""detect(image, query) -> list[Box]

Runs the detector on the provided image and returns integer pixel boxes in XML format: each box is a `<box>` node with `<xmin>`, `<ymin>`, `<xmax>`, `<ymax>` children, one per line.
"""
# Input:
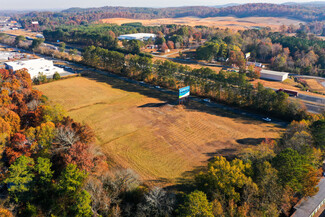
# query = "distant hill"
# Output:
<box><xmin>213</xmin><ymin>3</ymin><xmax>241</xmax><ymax>8</ymax></box>
<box><xmin>13</xmin><ymin>3</ymin><xmax>325</xmax><ymax>29</ymax></box>
<box><xmin>60</xmin><ymin>3</ymin><xmax>325</xmax><ymax>21</ymax></box>
<box><xmin>282</xmin><ymin>1</ymin><xmax>325</xmax><ymax>7</ymax></box>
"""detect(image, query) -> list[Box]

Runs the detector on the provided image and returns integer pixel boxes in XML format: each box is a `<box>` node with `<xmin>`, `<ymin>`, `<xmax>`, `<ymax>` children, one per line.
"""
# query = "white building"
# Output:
<box><xmin>5</xmin><ymin>58</ymin><xmax>65</xmax><ymax>79</ymax></box>
<box><xmin>260</xmin><ymin>69</ymin><xmax>289</xmax><ymax>82</ymax></box>
<box><xmin>36</xmin><ymin>34</ymin><xmax>44</xmax><ymax>38</ymax></box>
<box><xmin>118</xmin><ymin>33</ymin><xmax>156</xmax><ymax>41</ymax></box>
<box><xmin>247</xmin><ymin>61</ymin><xmax>265</xmax><ymax>68</ymax></box>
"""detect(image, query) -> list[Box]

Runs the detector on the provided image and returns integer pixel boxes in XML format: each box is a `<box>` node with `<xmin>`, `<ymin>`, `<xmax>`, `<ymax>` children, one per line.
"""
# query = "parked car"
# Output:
<box><xmin>203</xmin><ymin>98</ymin><xmax>211</xmax><ymax>103</ymax></box>
<box><xmin>262</xmin><ymin>117</ymin><xmax>271</xmax><ymax>122</ymax></box>
<box><xmin>155</xmin><ymin>86</ymin><xmax>161</xmax><ymax>89</ymax></box>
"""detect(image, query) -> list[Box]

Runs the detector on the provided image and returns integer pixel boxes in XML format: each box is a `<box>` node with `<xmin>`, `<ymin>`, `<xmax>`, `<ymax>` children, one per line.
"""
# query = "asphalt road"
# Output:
<box><xmin>298</xmin><ymin>93</ymin><xmax>325</xmax><ymax>104</ymax></box>
<box><xmin>304</xmin><ymin>102</ymin><xmax>325</xmax><ymax>114</ymax></box>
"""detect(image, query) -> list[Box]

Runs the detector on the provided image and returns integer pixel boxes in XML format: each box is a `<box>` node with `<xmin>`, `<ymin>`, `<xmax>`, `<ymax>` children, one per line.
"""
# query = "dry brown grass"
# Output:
<box><xmin>304</xmin><ymin>79</ymin><xmax>325</xmax><ymax>94</ymax></box>
<box><xmin>251</xmin><ymin>78</ymin><xmax>325</xmax><ymax>98</ymax></box>
<box><xmin>152</xmin><ymin>56</ymin><xmax>222</xmax><ymax>72</ymax></box>
<box><xmin>3</xmin><ymin>29</ymin><xmax>40</xmax><ymax>38</ymax></box>
<box><xmin>100</xmin><ymin>16</ymin><xmax>304</xmax><ymax>30</ymax></box>
<box><xmin>36</xmin><ymin>74</ymin><xmax>282</xmax><ymax>184</ymax></box>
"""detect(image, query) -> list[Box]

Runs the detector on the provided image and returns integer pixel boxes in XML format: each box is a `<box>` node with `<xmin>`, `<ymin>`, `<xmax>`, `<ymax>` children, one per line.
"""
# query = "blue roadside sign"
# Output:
<box><xmin>179</xmin><ymin>86</ymin><xmax>190</xmax><ymax>99</ymax></box>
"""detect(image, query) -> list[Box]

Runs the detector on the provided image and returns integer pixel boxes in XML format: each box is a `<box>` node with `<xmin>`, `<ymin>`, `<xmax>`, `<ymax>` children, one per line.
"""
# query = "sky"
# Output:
<box><xmin>0</xmin><ymin>0</ymin><xmax>321</xmax><ymax>10</ymax></box>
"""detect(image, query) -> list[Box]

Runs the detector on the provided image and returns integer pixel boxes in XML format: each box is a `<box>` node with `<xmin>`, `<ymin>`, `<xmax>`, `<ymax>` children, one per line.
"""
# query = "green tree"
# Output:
<box><xmin>53</xmin><ymin>72</ymin><xmax>61</xmax><ymax>80</ymax></box>
<box><xmin>42</xmin><ymin>104</ymin><xmax>66</xmax><ymax>124</ymax></box>
<box><xmin>272</xmin><ymin>148</ymin><xmax>314</xmax><ymax>194</ymax></box>
<box><xmin>68</xmin><ymin>48</ymin><xmax>78</xmax><ymax>55</ymax></box>
<box><xmin>14</xmin><ymin>35</ymin><xmax>25</xmax><ymax>46</ymax></box>
<box><xmin>55</xmin><ymin>164</ymin><xmax>92</xmax><ymax>216</ymax></box>
<box><xmin>254</xmin><ymin>161</ymin><xmax>283</xmax><ymax>214</ymax></box>
<box><xmin>127</xmin><ymin>55</ymin><xmax>152</xmax><ymax>79</ymax></box>
<box><xmin>179</xmin><ymin>190</ymin><xmax>214</xmax><ymax>217</ymax></box>
<box><xmin>32</xmin><ymin>157</ymin><xmax>54</xmax><ymax>211</ymax></box>
<box><xmin>33</xmin><ymin>72</ymin><xmax>47</xmax><ymax>85</ymax></box>
<box><xmin>195</xmin><ymin>156</ymin><xmax>258</xmax><ymax>203</ymax></box>
<box><xmin>34</xmin><ymin>157</ymin><xmax>53</xmax><ymax>185</ymax></box>
<box><xmin>123</xmin><ymin>40</ymin><xmax>143</xmax><ymax>54</ymax></box>
<box><xmin>4</xmin><ymin>156</ymin><xmax>35</xmax><ymax>203</ymax></box>
<box><xmin>170</xmin><ymin>35</ymin><xmax>183</xmax><ymax>48</ymax></box>
<box><xmin>196</xmin><ymin>42</ymin><xmax>220</xmax><ymax>61</ymax></box>
<box><xmin>311</xmin><ymin>119</ymin><xmax>325</xmax><ymax>149</ymax></box>
<box><xmin>30</xmin><ymin>38</ymin><xmax>45</xmax><ymax>50</ymax></box>
<box><xmin>59</xmin><ymin>42</ymin><xmax>66</xmax><ymax>52</ymax></box>
<box><xmin>155</xmin><ymin>36</ymin><xmax>166</xmax><ymax>46</ymax></box>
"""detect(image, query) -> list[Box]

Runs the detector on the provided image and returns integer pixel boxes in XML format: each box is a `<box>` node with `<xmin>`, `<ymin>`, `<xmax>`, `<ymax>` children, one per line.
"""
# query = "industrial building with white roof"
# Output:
<box><xmin>118</xmin><ymin>33</ymin><xmax>156</xmax><ymax>41</ymax></box>
<box><xmin>260</xmin><ymin>69</ymin><xmax>289</xmax><ymax>82</ymax></box>
<box><xmin>5</xmin><ymin>58</ymin><xmax>65</xmax><ymax>79</ymax></box>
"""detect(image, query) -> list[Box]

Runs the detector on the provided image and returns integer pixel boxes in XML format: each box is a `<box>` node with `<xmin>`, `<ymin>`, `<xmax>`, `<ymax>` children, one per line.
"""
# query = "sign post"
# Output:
<box><xmin>179</xmin><ymin>86</ymin><xmax>190</xmax><ymax>104</ymax></box>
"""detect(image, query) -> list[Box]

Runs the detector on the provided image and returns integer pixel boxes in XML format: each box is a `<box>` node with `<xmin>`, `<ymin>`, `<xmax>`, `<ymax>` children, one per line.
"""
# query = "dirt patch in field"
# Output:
<box><xmin>100</xmin><ymin>16</ymin><xmax>304</xmax><ymax>30</ymax></box>
<box><xmin>36</xmin><ymin>74</ymin><xmax>282</xmax><ymax>185</ymax></box>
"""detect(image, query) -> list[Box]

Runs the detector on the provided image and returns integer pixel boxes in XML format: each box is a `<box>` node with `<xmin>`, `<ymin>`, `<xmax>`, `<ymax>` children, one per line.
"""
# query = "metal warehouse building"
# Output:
<box><xmin>260</xmin><ymin>69</ymin><xmax>289</xmax><ymax>82</ymax></box>
<box><xmin>118</xmin><ymin>33</ymin><xmax>156</xmax><ymax>41</ymax></box>
<box><xmin>5</xmin><ymin>58</ymin><xmax>65</xmax><ymax>79</ymax></box>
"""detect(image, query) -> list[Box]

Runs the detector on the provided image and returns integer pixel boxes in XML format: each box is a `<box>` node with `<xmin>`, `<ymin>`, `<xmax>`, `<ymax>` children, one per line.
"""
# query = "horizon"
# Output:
<box><xmin>1</xmin><ymin>0</ymin><xmax>324</xmax><ymax>11</ymax></box>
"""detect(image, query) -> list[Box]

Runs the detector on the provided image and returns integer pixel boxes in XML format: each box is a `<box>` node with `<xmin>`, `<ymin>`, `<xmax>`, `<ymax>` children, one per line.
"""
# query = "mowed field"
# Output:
<box><xmin>100</xmin><ymin>16</ymin><xmax>304</xmax><ymax>30</ymax></box>
<box><xmin>36</xmin><ymin>74</ymin><xmax>282</xmax><ymax>184</ymax></box>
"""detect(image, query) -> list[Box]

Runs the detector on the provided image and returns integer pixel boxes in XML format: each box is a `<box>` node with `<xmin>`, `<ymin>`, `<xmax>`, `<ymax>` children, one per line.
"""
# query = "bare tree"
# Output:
<box><xmin>26</xmin><ymin>100</ymin><xmax>40</xmax><ymax>111</ymax></box>
<box><xmin>85</xmin><ymin>176</ymin><xmax>112</xmax><ymax>217</ymax></box>
<box><xmin>54</xmin><ymin>126</ymin><xmax>79</xmax><ymax>151</ymax></box>
<box><xmin>137</xmin><ymin>187</ymin><xmax>175</xmax><ymax>217</ymax></box>
<box><xmin>86</xmin><ymin>169</ymin><xmax>140</xmax><ymax>217</ymax></box>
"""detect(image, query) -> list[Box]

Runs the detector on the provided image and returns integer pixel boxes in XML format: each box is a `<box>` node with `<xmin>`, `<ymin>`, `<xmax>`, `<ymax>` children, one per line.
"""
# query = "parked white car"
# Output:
<box><xmin>262</xmin><ymin>117</ymin><xmax>271</xmax><ymax>122</ymax></box>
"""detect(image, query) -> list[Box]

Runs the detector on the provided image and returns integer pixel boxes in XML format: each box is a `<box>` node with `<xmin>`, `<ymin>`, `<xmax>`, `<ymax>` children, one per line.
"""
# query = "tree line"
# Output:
<box><xmin>83</xmin><ymin>45</ymin><xmax>307</xmax><ymax>121</ymax></box>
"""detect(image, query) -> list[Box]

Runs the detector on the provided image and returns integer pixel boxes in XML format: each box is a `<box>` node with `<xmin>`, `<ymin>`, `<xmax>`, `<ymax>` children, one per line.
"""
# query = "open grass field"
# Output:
<box><xmin>152</xmin><ymin>56</ymin><xmax>223</xmax><ymax>73</ymax></box>
<box><xmin>36</xmin><ymin>73</ymin><xmax>282</xmax><ymax>184</ymax></box>
<box><xmin>304</xmin><ymin>79</ymin><xmax>325</xmax><ymax>94</ymax></box>
<box><xmin>3</xmin><ymin>29</ymin><xmax>40</xmax><ymax>38</ymax></box>
<box><xmin>100</xmin><ymin>16</ymin><xmax>304</xmax><ymax>30</ymax></box>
